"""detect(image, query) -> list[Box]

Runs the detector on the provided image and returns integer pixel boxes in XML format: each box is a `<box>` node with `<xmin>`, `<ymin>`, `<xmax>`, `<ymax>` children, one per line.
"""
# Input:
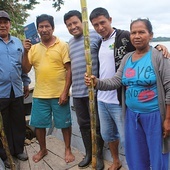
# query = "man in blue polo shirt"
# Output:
<box><xmin>0</xmin><ymin>10</ymin><xmax>30</xmax><ymax>168</ymax></box>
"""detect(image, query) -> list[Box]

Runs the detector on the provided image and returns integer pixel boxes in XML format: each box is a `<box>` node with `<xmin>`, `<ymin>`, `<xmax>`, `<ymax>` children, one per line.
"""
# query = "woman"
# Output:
<box><xmin>85</xmin><ymin>18</ymin><xmax>170</xmax><ymax>170</ymax></box>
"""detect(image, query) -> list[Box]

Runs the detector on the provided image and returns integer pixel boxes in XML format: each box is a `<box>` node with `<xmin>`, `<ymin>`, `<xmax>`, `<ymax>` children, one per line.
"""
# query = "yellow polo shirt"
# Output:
<box><xmin>28</xmin><ymin>37</ymin><xmax>70</xmax><ymax>98</ymax></box>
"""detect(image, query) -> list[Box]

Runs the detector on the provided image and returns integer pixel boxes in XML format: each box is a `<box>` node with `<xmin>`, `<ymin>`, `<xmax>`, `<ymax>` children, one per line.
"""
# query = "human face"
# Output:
<box><xmin>65</xmin><ymin>16</ymin><xmax>83</xmax><ymax>38</ymax></box>
<box><xmin>37</xmin><ymin>20</ymin><xmax>54</xmax><ymax>42</ymax></box>
<box><xmin>130</xmin><ymin>21</ymin><xmax>153</xmax><ymax>51</ymax></box>
<box><xmin>91</xmin><ymin>15</ymin><xmax>113</xmax><ymax>40</ymax></box>
<box><xmin>0</xmin><ymin>18</ymin><xmax>10</xmax><ymax>40</ymax></box>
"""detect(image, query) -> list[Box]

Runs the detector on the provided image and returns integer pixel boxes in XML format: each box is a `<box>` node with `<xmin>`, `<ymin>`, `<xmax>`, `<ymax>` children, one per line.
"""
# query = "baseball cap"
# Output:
<box><xmin>0</xmin><ymin>11</ymin><xmax>10</xmax><ymax>21</ymax></box>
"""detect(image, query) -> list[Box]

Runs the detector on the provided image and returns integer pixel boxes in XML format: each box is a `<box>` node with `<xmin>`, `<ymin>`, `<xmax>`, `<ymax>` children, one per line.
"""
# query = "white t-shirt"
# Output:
<box><xmin>98</xmin><ymin>32</ymin><xmax>119</xmax><ymax>104</ymax></box>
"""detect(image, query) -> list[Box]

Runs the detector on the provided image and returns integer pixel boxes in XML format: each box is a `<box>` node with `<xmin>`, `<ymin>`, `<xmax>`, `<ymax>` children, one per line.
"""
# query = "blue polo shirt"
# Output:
<box><xmin>0</xmin><ymin>35</ymin><xmax>30</xmax><ymax>98</ymax></box>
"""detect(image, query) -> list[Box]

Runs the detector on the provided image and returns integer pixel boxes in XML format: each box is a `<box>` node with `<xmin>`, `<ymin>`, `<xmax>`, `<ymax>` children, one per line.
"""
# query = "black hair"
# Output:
<box><xmin>89</xmin><ymin>7</ymin><xmax>110</xmax><ymax>22</ymax></box>
<box><xmin>130</xmin><ymin>18</ymin><xmax>153</xmax><ymax>34</ymax></box>
<box><xmin>36</xmin><ymin>14</ymin><xmax>54</xmax><ymax>29</ymax></box>
<box><xmin>63</xmin><ymin>10</ymin><xmax>82</xmax><ymax>24</ymax></box>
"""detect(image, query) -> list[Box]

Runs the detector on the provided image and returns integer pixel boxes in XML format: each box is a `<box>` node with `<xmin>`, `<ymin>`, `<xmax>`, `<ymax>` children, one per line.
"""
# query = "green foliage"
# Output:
<box><xmin>0</xmin><ymin>0</ymin><xmax>39</xmax><ymax>38</ymax></box>
<box><xmin>52</xmin><ymin>0</ymin><xmax>64</xmax><ymax>11</ymax></box>
<box><xmin>0</xmin><ymin>0</ymin><xmax>64</xmax><ymax>39</ymax></box>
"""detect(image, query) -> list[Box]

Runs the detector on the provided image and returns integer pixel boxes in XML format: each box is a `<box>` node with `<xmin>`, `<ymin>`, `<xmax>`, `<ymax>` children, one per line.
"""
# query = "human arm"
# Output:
<box><xmin>155</xmin><ymin>49</ymin><xmax>170</xmax><ymax>138</ymax></box>
<box><xmin>21</xmin><ymin>72</ymin><xmax>31</xmax><ymax>98</ymax></box>
<box><xmin>95</xmin><ymin>66</ymin><xmax>123</xmax><ymax>90</ymax></box>
<box><xmin>22</xmin><ymin>39</ymin><xmax>32</xmax><ymax>73</ymax></box>
<box><xmin>162</xmin><ymin>58</ymin><xmax>170</xmax><ymax>138</ymax></box>
<box><xmin>85</xmin><ymin>52</ymin><xmax>132</xmax><ymax>90</ymax></box>
<box><xmin>58</xmin><ymin>62</ymin><xmax>72</xmax><ymax>105</ymax></box>
<box><xmin>23</xmin><ymin>86</ymin><xmax>29</xmax><ymax>99</ymax></box>
<box><xmin>84</xmin><ymin>72</ymin><xmax>122</xmax><ymax>90</ymax></box>
<box><xmin>162</xmin><ymin>55</ymin><xmax>170</xmax><ymax>138</ymax></box>
<box><xmin>163</xmin><ymin>104</ymin><xmax>170</xmax><ymax>138</ymax></box>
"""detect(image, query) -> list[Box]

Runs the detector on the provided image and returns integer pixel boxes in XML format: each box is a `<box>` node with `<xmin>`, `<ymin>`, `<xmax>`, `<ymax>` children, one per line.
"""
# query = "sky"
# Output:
<box><xmin>24</xmin><ymin>0</ymin><xmax>170</xmax><ymax>41</ymax></box>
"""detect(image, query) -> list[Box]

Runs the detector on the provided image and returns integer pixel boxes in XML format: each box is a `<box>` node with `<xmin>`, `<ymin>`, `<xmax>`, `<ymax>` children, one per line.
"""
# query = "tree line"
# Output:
<box><xmin>152</xmin><ymin>37</ymin><xmax>170</xmax><ymax>42</ymax></box>
<box><xmin>0</xmin><ymin>0</ymin><xmax>64</xmax><ymax>39</ymax></box>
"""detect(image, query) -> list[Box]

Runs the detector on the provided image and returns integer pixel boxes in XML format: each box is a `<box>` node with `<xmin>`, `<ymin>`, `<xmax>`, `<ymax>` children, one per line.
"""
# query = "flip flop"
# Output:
<box><xmin>108</xmin><ymin>164</ymin><xmax>122</xmax><ymax>170</ymax></box>
<box><xmin>117</xmin><ymin>165</ymin><xmax>122</xmax><ymax>170</ymax></box>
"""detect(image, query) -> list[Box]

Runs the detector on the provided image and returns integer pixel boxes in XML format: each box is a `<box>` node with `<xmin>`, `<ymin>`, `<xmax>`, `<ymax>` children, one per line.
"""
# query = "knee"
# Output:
<box><xmin>100</xmin><ymin>132</ymin><xmax>109</xmax><ymax>142</ymax></box>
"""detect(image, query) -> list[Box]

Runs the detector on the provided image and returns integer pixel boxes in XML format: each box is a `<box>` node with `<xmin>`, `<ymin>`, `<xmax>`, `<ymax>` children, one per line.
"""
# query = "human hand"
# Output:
<box><xmin>84</xmin><ymin>73</ymin><xmax>97</xmax><ymax>87</ymax></box>
<box><xmin>23</xmin><ymin>39</ymin><xmax>32</xmax><ymax>53</ymax></box>
<box><xmin>58</xmin><ymin>92</ymin><xmax>68</xmax><ymax>105</ymax></box>
<box><xmin>155</xmin><ymin>44</ymin><xmax>170</xmax><ymax>58</ymax></box>
<box><xmin>163</xmin><ymin>118</ymin><xmax>170</xmax><ymax>138</ymax></box>
<box><xmin>23</xmin><ymin>86</ymin><xmax>29</xmax><ymax>99</ymax></box>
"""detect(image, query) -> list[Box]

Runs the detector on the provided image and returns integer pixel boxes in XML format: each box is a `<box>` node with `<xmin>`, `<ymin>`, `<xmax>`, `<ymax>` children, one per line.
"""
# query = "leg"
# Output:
<box><xmin>52</xmin><ymin>98</ymin><xmax>74</xmax><ymax>163</ymax></box>
<box><xmin>30</xmin><ymin>98</ymin><xmax>52</xmax><ymax>163</ymax></box>
<box><xmin>109</xmin><ymin>104</ymin><xmax>124</xmax><ymax>170</ymax></box>
<box><xmin>96</xmin><ymin>98</ymin><xmax>104</xmax><ymax>170</ymax></box>
<box><xmin>98</xmin><ymin>101</ymin><xmax>122</xmax><ymax>170</ymax></box>
<box><xmin>74</xmin><ymin>97</ymin><xmax>104</xmax><ymax>169</ymax></box>
<box><xmin>79</xmin><ymin>128</ymin><xmax>92</xmax><ymax>167</ymax></box>
<box><xmin>32</xmin><ymin>128</ymin><xmax>48</xmax><ymax>163</ymax></box>
<box><xmin>62</xmin><ymin>127</ymin><xmax>75</xmax><ymax>163</ymax></box>
<box><xmin>108</xmin><ymin>140</ymin><xmax>122</xmax><ymax>170</ymax></box>
<box><xmin>141</xmin><ymin>110</ymin><xmax>169</xmax><ymax>170</ymax></box>
<box><xmin>73</xmin><ymin>98</ymin><xmax>92</xmax><ymax>168</ymax></box>
<box><xmin>125</xmin><ymin>109</ymin><xmax>150</xmax><ymax>170</ymax></box>
<box><xmin>0</xmin><ymin>98</ymin><xmax>11</xmax><ymax>161</ymax></box>
<box><xmin>168</xmin><ymin>152</ymin><xmax>170</xmax><ymax>169</ymax></box>
<box><xmin>10</xmin><ymin>97</ymin><xmax>26</xmax><ymax>155</ymax></box>
<box><xmin>0</xmin><ymin>94</ymin><xmax>27</xmax><ymax>162</ymax></box>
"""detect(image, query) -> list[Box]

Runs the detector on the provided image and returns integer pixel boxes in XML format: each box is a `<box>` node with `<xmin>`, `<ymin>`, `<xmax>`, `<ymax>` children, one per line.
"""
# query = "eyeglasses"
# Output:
<box><xmin>131</xmin><ymin>17</ymin><xmax>150</xmax><ymax>22</ymax></box>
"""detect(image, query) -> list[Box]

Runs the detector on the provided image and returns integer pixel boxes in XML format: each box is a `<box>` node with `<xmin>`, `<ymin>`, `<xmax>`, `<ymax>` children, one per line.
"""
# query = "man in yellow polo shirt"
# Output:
<box><xmin>23</xmin><ymin>14</ymin><xmax>75</xmax><ymax>163</ymax></box>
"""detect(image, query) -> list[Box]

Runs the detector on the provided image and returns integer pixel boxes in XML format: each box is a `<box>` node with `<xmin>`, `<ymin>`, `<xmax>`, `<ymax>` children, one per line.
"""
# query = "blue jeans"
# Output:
<box><xmin>97</xmin><ymin>101</ymin><xmax>124</xmax><ymax>146</ymax></box>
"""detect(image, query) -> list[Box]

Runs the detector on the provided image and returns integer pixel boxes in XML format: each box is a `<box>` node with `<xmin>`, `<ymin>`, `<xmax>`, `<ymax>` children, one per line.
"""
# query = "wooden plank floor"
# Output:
<box><xmin>6</xmin><ymin>135</ymin><xmax>127</xmax><ymax>170</ymax></box>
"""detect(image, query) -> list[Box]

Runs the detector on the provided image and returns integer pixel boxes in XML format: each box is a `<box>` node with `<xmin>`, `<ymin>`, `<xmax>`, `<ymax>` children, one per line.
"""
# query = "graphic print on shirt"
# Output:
<box><xmin>125</xmin><ymin>67</ymin><xmax>155</xmax><ymax>102</ymax></box>
<box><xmin>115</xmin><ymin>38</ymin><xmax>129</xmax><ymax>69</ymax></box>
<box><xmin>122</xmin><ymin>50</ymin><xmax>159</xmax><ymax>113</ymax></box>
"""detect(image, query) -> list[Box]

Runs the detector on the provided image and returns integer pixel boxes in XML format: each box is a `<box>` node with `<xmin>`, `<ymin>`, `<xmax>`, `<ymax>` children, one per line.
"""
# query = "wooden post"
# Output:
<box><xmin>0</xmin><ymin>112</ymin><xmax>15</xmax><ymax>170</ymax></box>
<box><xmin>80</xmin><ymin>0</ymin><xmax>97</xmax><ymax>169</ymax></box>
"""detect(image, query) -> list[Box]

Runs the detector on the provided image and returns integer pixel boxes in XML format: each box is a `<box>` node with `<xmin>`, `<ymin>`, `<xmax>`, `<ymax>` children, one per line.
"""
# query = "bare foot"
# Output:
<box><xmin>108</xmin><ymin>161</ymin><xmax>122</xmax><ymax>170</ymax></box>
<box><xmin>32</xmin><ymin>149</ymin><xmax>48</xmax><ymax>163</ymax></box>
<box><xmin>65</xmin><ymin>148</ymin><xmax>75</xmax><ymax>163</ymax></box>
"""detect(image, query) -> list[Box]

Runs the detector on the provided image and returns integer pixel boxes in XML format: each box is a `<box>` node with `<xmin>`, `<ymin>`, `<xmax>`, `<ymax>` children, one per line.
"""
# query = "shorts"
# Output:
<box><xmin>30</xmin><ymin>98</ymin><xmax>72</xmax><ymax>129</ymax></box>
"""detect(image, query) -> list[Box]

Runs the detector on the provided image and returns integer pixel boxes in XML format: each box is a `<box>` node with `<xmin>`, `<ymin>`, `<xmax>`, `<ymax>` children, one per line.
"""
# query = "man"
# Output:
<box><xmin>64</xmin><ymin>10</ymin><xmax>104</xmax><ymax>169</ymax></box>
<box><xmin>89</xmin><ymin>7</ymin><xmax>170</xmax><ymax>170</ymax></box>
<box><xmin>23</xmin><ymin>14</ymin><xmax>75</xmax><ymax>163</ymax></box>
<box><xmin>0</xmin><ymin>10</ymin><xmax>30</xmax><ymax>168</ymax></box>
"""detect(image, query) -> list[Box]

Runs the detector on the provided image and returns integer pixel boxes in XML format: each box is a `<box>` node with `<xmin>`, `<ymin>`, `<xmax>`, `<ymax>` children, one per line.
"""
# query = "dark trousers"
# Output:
<box><xmin>0</xmin><ymin>89</ymin><xmax>26</xmax><ymax>160</ymax></box>
<box><xmin>73</xmin><ymin>97</ymin><xmax>100</xmax><ymax>130</ymax></box>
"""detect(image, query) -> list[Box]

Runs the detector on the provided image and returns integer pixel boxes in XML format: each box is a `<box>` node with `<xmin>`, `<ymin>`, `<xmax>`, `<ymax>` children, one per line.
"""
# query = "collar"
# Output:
<box><xmin>102</xmin><ymin>30</ymin><xmax>116</xmax><ymax>41</ymax></box>
<box><xmin>0</xmin><ymin>34</ymin><xmax>14</xmax><ymax>43</ymax></box>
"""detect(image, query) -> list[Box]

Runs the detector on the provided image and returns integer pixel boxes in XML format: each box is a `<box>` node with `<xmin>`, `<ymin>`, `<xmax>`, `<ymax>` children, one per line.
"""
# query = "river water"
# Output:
<box><xmin>151</xmin><ymin>41</ymin><xmax>170</xmax><ymax>50</ymax></box>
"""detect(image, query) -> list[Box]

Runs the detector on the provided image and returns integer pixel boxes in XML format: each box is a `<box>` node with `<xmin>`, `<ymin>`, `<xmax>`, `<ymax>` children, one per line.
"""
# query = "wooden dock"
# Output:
<box><xmin>5</xmin><ymin>90</ymin><xmax>128</xmax><ymax>170</ymax></box>
<box><xmin>5</xmin><ymin>135</ymin><xmax>126</xmax><ymax>170</ymax></box>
